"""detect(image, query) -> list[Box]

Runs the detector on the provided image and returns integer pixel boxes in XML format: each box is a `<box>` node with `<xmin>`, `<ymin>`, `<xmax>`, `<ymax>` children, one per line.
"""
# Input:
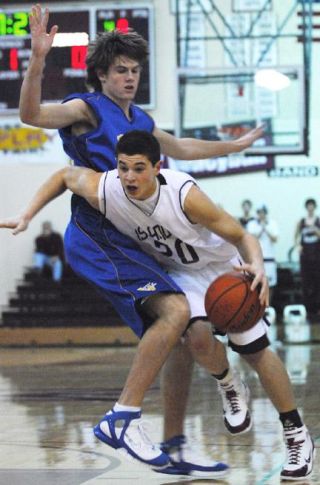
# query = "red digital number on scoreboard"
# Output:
<box><xmin>71</xmin><ymin>46</ymin><xmax>87</xmax><ymax>70</ymax></box>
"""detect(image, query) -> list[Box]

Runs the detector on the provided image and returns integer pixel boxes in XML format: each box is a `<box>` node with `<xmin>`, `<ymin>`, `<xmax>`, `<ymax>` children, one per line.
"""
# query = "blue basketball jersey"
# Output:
<box><xmin>59</xmin><ymin>92</ymin><xmax>155</xmax><ymax>172</ymax></box>
<box><xmin>57</xmin><ymin>92</ymin><xmax>181</xmax><ymax>337</ymax></box>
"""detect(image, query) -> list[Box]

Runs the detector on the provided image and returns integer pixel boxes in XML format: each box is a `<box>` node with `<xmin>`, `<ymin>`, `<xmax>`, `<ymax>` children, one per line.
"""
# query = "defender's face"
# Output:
<box><xmin>99</xmin><ymin>56</ymin><xmax>142</xmax><ymax>103</ymax></box>
<box><xmin>117</xmin><ymin>153</ymin><xmax>160</xmax><ymax>200</ymax></box>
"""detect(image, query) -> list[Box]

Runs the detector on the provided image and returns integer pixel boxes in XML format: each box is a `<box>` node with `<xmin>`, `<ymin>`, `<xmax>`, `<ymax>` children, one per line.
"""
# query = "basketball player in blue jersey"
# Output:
<box><xmin>0</xmin><ymin>130</ymin><xmax>315</xmax><ymax>481</ymax></box>
<box><xmin>19</xmin><ymin>3</ymin><xmax>264</xmax><ymax>476</ymax></box>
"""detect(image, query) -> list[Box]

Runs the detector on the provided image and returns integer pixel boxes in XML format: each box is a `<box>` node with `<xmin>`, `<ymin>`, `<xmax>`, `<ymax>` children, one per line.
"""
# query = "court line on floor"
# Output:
<box><xmin>255</xmin><ymin>463</ymin><xmax>283</xmax><ymax>485</ymax></box>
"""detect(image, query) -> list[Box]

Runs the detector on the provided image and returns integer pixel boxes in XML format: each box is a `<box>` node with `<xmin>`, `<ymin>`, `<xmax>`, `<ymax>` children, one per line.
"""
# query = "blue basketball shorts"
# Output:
<box><xmin>64</xmin><ymin>208</ymin><xmax>183</xmax><ymax>338</ymax></box>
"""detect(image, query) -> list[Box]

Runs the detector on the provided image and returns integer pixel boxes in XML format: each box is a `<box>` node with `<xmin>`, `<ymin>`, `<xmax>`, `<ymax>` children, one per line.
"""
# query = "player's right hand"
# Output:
<box><xmin>0</xmin><ymin>216</ymin><xmax>30</xmax><ymax>235</ymax></box>
<box><xmin>234</xmin><ymin>124</ymin><xmax>265</xmax><ymax>152</ymax></box>
<box><xmin>233</xmin><ymin>262</ymin><xmax>269</xmax><ymax>307</ymax></box>
<box><xmin>30</xmin><ymin>4</ymin><xmax>58</xmax><ymax>57</ymax></box>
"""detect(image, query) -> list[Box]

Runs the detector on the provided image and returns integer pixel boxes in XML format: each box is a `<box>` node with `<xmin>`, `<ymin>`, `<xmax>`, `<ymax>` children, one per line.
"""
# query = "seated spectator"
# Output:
<box><xmin>294</xmin><ymin>198</ymin><xmax>320</xmax><ymax>316</ymax></box>
<box><xmin>246</xmin><ymin>204</ymin><xmax>278</xmax><ymax>304</ymax></box>
<box><xmin>239</xmin><ymin>199</ymin><xmax>255</xmax><ymax>228</ymax></box>
<box><xmin>34</xmin><ymin>221</ymin><xmax>64</xmax><ymax>282</ymax></box>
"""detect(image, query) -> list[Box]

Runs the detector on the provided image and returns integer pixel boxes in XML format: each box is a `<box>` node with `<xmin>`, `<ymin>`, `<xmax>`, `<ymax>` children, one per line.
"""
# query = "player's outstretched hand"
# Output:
<box><xmin>0</xmin><ymin>216</ymin><xmax>30</xmax><ymax>235</ymax></box>
<box><xmin>233</xmin><ymin>262</ymin><xmax>269</xmax><ymax>307</ymax></box>
<box><xmin>30</xmin><ymin>4</ymin><xmax>58</xmax><ymax>57</ymax></box>
<box><xmin>234</xmin><ymin>124</ymin><xmax>265</xmax><ymax>152</ymax></box>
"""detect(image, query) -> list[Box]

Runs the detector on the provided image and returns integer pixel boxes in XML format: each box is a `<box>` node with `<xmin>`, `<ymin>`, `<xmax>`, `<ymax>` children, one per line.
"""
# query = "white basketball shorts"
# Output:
<box><xmin>168</xmin><ymin>258</ymin><xmax>270</xmax><ymax>354</ymax></box>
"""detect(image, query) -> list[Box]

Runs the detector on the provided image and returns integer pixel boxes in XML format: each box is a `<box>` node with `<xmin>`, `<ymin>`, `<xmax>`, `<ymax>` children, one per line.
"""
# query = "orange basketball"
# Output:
<box><xmin>204</xmin><ymin>271</ymin><xmax>265</xmax><ymax>333</ymax></box>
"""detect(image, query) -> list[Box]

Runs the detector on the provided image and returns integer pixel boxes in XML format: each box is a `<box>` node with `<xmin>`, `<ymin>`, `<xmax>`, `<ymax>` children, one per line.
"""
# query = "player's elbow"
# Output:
<box><xmin>19</xmin><ymin>110</ymin><xmax>41</xmax><ymax>127</ymax></box>
<box><xmin>19</xmin><ymin>104</ymin><xmax>49</xmax><ymax>127</ymax></box>
<box><xmin>61</xmin><ymin>167</ymin><xmax>74</xmax><ymax>190</ymax></box>
<box><xmin>20</xmin><ymin>112</ymin><xmax>36</xmax><ymax>125</ymax></box>
<box><xmin>62</xmin><ymin>167</ymin><xmax>86</xmax><ymax>197</ymax></box>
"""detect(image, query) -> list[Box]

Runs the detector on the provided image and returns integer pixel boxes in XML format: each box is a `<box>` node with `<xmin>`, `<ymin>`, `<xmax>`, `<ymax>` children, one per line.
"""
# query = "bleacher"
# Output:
<box><xmin>1</xmin><ymin>266</ymin><xmax>123</xmax><ymax>327</ymax></box>
<box><xmin>0</xmin><ymin>266</ymin><xmax>138</xmax><ymax>346</ymax></box>
<box><xmin>273</xmin><ymin>265</ymin><xmax>303</xmax><ymax>314</ymax></box>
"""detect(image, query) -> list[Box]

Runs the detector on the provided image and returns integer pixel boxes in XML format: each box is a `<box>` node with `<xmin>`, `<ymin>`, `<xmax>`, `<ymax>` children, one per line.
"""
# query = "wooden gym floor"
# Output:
<box><xmin>0</xmin><ymin>325</ymin><xmax>319</xmax><ymax>485</ymax></box>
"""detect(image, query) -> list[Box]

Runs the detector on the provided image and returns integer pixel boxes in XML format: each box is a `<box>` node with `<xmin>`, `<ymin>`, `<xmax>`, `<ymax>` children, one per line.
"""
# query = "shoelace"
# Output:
<box><xmin>286</xmin><ymin>437</ymin><xmax>304</xmax><ymax>465</ymax></box>
<box><xmin>224</xmin><ymin>387</ymin><xmax>241</xmax><ymax>414</ymax></box>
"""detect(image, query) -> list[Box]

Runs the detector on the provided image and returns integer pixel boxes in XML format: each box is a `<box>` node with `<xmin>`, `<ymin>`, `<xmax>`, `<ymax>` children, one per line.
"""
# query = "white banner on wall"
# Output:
<box><xmin>232</xmin><ymin>0</ymin><xmax>272</xmax><ymax>12</ymax></box>
<box><xmin>0</xmin><ymin>120</ymin><xmax>69</xmax><ymax>164</ymax></box>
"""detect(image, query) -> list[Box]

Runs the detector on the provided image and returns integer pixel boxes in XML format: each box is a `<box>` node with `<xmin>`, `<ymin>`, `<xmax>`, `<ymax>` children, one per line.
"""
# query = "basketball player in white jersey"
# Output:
<box><xmin>0</xmin><ymin>130</ymin><xmax>314</xmax><ymax>481</ymax></box>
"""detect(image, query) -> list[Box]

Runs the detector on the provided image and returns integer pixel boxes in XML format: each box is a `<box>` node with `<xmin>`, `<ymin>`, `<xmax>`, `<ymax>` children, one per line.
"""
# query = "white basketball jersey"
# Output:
<box><xmin>98</xmin><ymin>169</ymin><xmax>237</xmax><ymax>270</ymax></box>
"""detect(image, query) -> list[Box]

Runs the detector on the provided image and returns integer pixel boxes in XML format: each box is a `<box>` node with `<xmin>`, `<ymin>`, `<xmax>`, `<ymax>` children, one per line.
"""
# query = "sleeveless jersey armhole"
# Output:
<box><xmin>179</xmin><ymin>180</ymin><xmax>197</xmax><ymax>224</ymax></box>
<box><xmin>60</xmin><ymin>93</ymin><xmax>101</xmax><ymax>137</ymax></box>
<box><xmin>98</xmin><ymin>172</ymin><xmax>108</xmax><ymax>216</ymax></box>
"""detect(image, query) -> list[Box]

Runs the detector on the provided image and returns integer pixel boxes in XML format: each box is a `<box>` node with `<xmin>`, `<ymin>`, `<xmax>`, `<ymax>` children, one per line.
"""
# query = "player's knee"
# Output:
<box><xmin>161</xmin><ymin>294</ymin><xmax>190</xmax><ymax>332</ymax></box>
<box><xmin>186</xmin><ymin>320</ymin><xmax>212</xmax><ymax>354</ymax></box>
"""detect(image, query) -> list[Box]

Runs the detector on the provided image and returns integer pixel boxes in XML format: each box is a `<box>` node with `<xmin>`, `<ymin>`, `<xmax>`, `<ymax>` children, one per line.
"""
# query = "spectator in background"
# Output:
<box><xmin>34</xmin><ymin>221</ymin><xmax>64</xmax><ymax>282</ymax></box>
<box><xmin>294</xmin><ymin>198</ymin><xmax>320</xmax><ymax>317</ymax></box>
<box><xmin>246</xmin><ymin>204</ymin><xmax>278</xmax><ymax>304</ymax></box>
<box><xmin>239</xmin><ymin>199</ymin><xmax>255</xmax><ymax>228</ymax></box>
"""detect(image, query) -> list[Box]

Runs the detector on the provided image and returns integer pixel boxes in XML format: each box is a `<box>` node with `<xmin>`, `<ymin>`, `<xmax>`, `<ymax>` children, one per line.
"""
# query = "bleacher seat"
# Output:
<box><xmin>1</xmin><ymin>266</ymin><xmax>124</xmax><ymax>328</ymax></box>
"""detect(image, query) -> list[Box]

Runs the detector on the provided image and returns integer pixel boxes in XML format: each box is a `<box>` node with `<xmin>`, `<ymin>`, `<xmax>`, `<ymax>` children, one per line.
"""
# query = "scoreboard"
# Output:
<box><xmin>0</xmin><ymin>4</ymin><xmax>155</xmax><ymax>111</ymax></box>
<box><xmin>0</xmin><ymin>9</ymin><xmax>89</xmax><ymax>110</ymax></box>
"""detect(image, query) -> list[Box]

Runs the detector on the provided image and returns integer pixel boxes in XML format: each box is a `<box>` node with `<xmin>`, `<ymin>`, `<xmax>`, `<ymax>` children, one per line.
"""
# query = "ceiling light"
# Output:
<box><xmin>254</xmin><ymin>69</ymin><xmax>291</xmax><ymax>92</ymax></box>
<box><xmin>52</xmin><ymin>33</ymin><xmax>89</xmax><ymax>47</ymax></box>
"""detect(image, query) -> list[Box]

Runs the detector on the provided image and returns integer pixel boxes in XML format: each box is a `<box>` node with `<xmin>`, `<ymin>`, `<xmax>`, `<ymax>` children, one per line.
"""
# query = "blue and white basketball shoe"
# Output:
<box><xmin>93</xmin><ymin>408</ymin><xmax>169</xmax><ymax>469</ymax></box>
<box><xmin>156</xmin><ymin>434</ymin><xmax>229</xmax><ymax>477</ymax></box>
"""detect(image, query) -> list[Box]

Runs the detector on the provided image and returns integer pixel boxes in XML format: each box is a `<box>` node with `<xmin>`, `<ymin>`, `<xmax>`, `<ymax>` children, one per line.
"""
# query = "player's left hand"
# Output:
<box><xmin>234</xmin><ymin>124</ymin><xmax>265</xmax><ymax>152</ymax></box>
<box><xmin>0</xmin><ymin>216</ymin><xmax>30</xmax><ymax>235</ymax></box>
<box><xmin>233</xmin><ymin>262</ymin><xmax>269</xmax><ymax>307</ymax></box>
<box><xmin>30</xmin><ymin>4</ymin><xmax>58</xmax><ymax>57</ymax></box>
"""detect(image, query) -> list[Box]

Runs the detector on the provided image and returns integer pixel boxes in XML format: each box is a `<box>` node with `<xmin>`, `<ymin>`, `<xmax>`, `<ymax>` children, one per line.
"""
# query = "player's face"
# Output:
<box><xmin>117</xmin><ymin>153</ymin><xmax>160</xmax><ymax>200</ymax></box>
<box><xmin>99</xmin><ymin>56</ymin><xmax>142</xmax><ymax>104</ymax></box>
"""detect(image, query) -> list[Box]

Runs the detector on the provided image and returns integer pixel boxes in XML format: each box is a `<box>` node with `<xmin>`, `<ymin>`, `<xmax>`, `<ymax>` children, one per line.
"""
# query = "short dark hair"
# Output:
<box><xmin>86</xmin><ymin>29</ymin><xmax>148</xmax><ymax>91</ymax></box>
<box><xmin>116</xmin><ymin>131</ymin><xmax>160</xmax><ymax>165</ymax></box>
<box><xmin>305</xmin><ymin>198</ymin><xmax>316</xmax><ymax>208</ymax></box>
<box><xmin>242</xmin><ymin>199</ymin><xmax>252</xmax><ymax>207</ymax></box>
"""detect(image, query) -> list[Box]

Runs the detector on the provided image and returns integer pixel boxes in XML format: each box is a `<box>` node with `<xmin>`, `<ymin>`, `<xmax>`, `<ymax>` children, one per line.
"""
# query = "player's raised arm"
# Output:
<box><xmin>20</xmin><ymin>4</ymin><xmax>56</xmax><ymax>125</ymax></box>
<box><xmin>19</xmin><ymin>4</ymin><xmax>88</xmax><ymax>128</ymax></box>
<box><xmin>0</xmin><ymin>167</ymin><xmax>101</xmax><ymax>235</ymax></box>
<box><xmin>153</xmin><ymin>125</ymin><xmax>264</xmax><ymax>160</ymax></box>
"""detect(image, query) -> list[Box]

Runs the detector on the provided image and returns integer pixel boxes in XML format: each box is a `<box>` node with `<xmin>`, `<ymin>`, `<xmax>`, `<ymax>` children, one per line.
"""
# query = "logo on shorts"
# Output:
<box><xmin>138</xmin><ymin>282</ymin><xmax>157</xmax><ymax>291</ymax></box>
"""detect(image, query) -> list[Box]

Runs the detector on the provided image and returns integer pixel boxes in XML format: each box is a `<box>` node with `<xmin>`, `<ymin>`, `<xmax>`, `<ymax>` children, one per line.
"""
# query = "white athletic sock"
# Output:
<box><xmin>218</xmin><ymin>368</ymin><xmax>234</xmax><ymax>386</ymax></box>
<box><xmin>113</xmin><ymin>402</ymin><xmax>141</xmax><ymax>413</ymax></box>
